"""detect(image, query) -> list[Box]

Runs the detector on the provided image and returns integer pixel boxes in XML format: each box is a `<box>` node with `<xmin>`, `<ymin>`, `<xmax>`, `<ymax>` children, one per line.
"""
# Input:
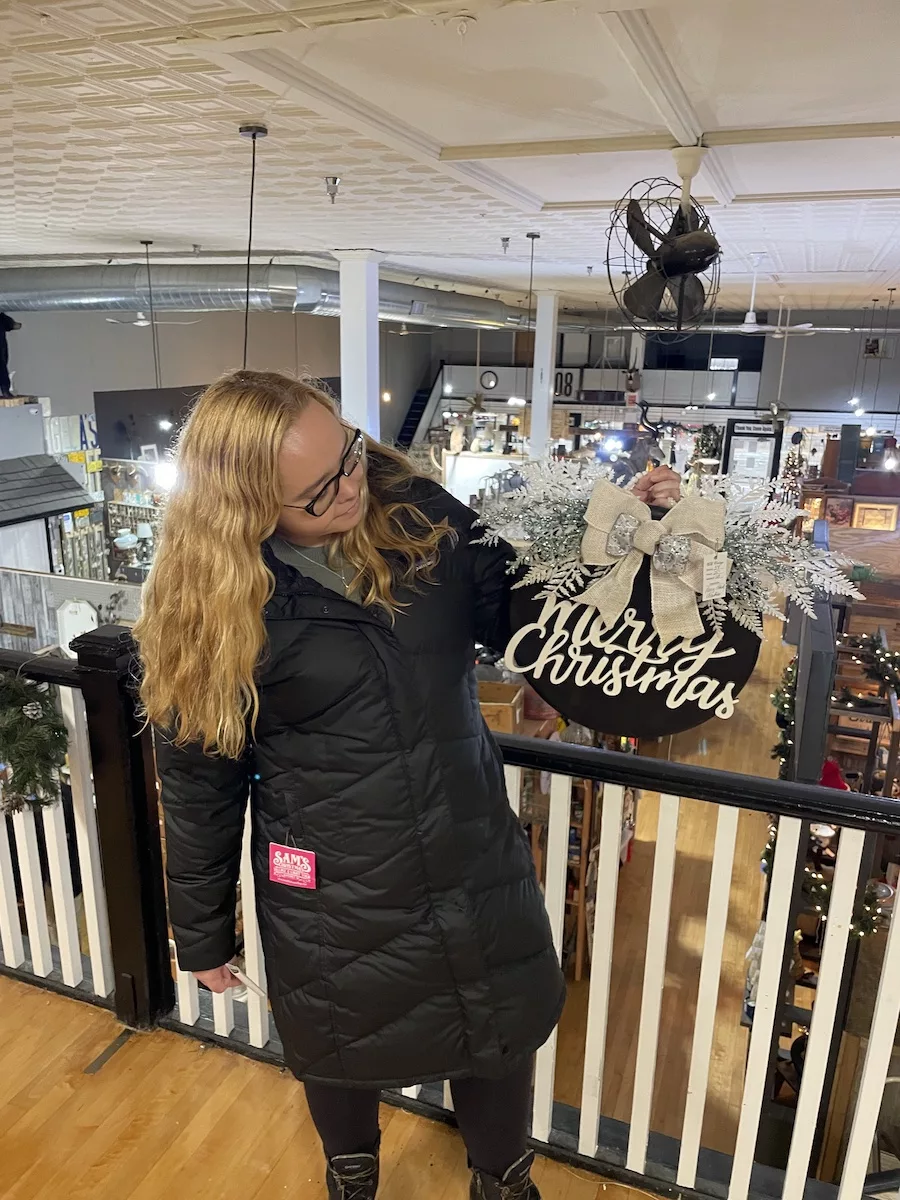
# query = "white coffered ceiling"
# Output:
<box><xmin>4</xmin><ymin>0</ymin><xmax>900</xmax><ymax>312</ymax></box>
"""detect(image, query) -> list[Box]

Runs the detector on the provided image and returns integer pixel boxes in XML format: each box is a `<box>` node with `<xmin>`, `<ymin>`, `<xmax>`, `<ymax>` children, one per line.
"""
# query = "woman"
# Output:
<box><xmin>135</xmin><ymin>370</ymin><xmax>680</xmax><ymax>1199</ymax></box>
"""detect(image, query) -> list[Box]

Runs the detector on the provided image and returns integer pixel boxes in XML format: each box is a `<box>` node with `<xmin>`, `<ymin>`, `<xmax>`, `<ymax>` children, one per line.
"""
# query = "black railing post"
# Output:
<box><xmin>71</xmin><ymin>624</ymin><xmax>174</xmax><ymax>1027</ymax></box>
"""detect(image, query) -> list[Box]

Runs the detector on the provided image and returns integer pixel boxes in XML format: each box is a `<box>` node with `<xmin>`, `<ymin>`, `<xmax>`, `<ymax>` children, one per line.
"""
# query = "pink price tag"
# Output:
<box><xmin>269</xmin><ymin>842</ymin><xmax>317</xmax><ymax>889</ymax></box>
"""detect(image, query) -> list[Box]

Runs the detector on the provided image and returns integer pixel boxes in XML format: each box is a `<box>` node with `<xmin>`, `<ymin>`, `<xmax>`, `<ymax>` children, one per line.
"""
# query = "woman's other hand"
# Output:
<box><xmin>195</xmin><ymin>964</ymin><xmax>242</xmax><ymax>993</ymax></box>
<box><xmin>632</xmin><ymin>464</ymin><xmax>682</xmax><ymax>509</ymax></box>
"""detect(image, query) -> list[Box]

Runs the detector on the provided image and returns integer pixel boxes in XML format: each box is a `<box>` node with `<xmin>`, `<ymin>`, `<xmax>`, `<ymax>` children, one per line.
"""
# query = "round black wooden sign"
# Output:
<box><xmin>506</xmin><ymin>558</ymin><xmax>760</xmax><ymax>738</ymax></box>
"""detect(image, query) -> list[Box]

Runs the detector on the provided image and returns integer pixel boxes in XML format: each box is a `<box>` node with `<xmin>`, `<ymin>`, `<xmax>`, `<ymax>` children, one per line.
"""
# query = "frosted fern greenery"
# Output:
<box><xmin>477</xmin><ymin>463</ymin><xmax>863</xmax><ymax>636</ymax></box>
<box><xmin>476</xmin><ymin>459</ymin><xmax>613</xmax><ymax>597</ymax></box>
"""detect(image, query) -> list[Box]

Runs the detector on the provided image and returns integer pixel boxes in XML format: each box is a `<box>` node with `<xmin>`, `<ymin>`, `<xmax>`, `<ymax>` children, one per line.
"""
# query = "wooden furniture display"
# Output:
<box><xmin>828</xmin><ymin>629</ymin><xmax>900</xmax><ymax>798</ymax></box>
<box><xmin>515</xmin><ymin>724</ymin><xmax>637</xmax><ymax>984</ymax></box>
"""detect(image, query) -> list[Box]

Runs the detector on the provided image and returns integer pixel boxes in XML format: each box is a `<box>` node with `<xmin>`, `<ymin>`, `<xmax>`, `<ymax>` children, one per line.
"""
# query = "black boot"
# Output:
<box><xmin>325</xmin><ymin>1147</ymin><xmax>379</xmax><ymax>1199</ymax></box>
<box><xmin>470</xmin><ymin>1150</ymin><xmax>542</xmax><ymax>1199</ymax></box>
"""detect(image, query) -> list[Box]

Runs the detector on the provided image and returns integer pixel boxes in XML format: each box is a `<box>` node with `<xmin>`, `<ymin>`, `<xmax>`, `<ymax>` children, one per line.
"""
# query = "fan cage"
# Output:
<box><xmin>606</xmin><ymin>177</ymin><xmax>721</xmax><ymax>344</ymax></box>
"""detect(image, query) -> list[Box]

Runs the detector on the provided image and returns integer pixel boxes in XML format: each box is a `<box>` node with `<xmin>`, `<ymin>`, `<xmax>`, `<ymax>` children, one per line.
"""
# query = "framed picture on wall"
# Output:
<box><xmin>825</xmin><ymin>496</ymin><xmax>853</xmax><ymax>527</ymax></box>
<box><xmin>851</xmin><ymin>501</ymin><xmax>899</xmax><ymax>532</ymax></box>
<box><xmin>801</xmin><ymin>494</ymin><xmax>825</xmax><ymax>531</ymax></box>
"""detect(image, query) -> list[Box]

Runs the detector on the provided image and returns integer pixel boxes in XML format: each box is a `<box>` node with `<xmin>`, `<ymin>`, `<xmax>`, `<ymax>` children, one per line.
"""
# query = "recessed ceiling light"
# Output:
<box><xmin>158</xmin><ymin>418</ymin><xmax>173</xmax><ymax>431</ymax></box>
<box><xmin>443</xmin><ymin>383</ymin><xmax>453</xmax><ymax>395</ymax></box>
<box><xmin>381</xmin><ymin>391</ymin><xmax>391</xmax><ymax>403</ymax></box>
<box><xmin>706</xmin><ymin>392</ymin><xmax>716</xmax><ymax>401</ymax></box>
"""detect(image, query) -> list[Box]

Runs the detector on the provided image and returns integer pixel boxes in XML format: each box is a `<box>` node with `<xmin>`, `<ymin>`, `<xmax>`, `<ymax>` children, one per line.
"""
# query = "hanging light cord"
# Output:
<box><xmin>873</xmin><ymin>288</ymin><xmax>894</xmax><ymax>418</ymax></box>
<box><xmin>143</xmin><ymin>241</ymin><xmax>161</xmax><ymax>390</ymax></box>
<box><xmin>859</xmin><ymin>301</ymin><xmax>878</xmax><ymax>406</ymax></box>
<box><xmin>242</xmin><ymin>131</ymin><xmax>261</xmax><ymax>370</ymax></box>
<box><xmin>849</xmin><ymin>302</ymin><xmax>868</xmax><ymax>402</ymax></box>
<box><xmin>523</xmin><ymin>232</ymin><xmax>539</xmax><ymax>403</ymax></box>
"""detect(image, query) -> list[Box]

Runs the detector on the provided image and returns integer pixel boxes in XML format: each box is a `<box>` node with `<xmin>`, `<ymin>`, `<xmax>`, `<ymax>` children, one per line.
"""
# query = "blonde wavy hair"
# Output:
<box><xmin>134</xmin><ymin>369</ymin><xmax>453</xmax><ymax>758</ymax></box>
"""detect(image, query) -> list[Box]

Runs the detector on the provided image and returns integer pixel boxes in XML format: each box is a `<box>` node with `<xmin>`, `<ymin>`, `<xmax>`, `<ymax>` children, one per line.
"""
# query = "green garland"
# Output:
<box><xmin>761</xmin><ymin>823</ymin><xmax>885</xmax><ymax>939</ymax></box>
<box><xmin>837</xmin><ymin>633</ymin><xmax>900</xmax><ymax>698</ymax></box>
<box><xmin>0</xmin><ymin>671</ymin><xmax>68</xmax><ymax>814</ymax></box>
<box><xmin>770</xmin><ymin>657</ymin><xmax>797</xmax><ymax>780</ymax></box>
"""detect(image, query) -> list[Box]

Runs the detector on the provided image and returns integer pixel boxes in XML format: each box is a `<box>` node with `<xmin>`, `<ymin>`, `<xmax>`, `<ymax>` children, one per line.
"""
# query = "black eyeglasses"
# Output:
<box><xmin>283</xmin><ymin>428</ymin><xmax>365</xmax><ymax>517</ymax></box>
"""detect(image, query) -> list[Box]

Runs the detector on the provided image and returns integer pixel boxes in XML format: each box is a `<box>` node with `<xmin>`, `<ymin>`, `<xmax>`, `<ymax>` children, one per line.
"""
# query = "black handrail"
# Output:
<box><xmin>496</xmin><ymin>733</ymin><xmax>900</xmax><ymax>832</ymax></box>
<box><xmin>0</xmin><ymin>648</ymin><xmax>82</xmax><ymax>687</ymax></box>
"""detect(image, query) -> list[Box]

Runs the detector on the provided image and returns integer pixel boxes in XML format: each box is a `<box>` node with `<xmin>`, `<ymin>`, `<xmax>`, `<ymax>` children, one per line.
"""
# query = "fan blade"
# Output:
<box><xmin>623</xmin><ymin>267</ymin><xmax>668</xmax><ymax>320</ymax></box>
<box><xmin>790</xmin><ymin>323</ymin><xmax>814</xmax><ymax>330</ymax></box>
<box><xmin>666</xmin><ymin>275</ymin><xmax>706</xmax><ymax>327</ymax></box>
<box><xmin>155</xmin><ymin>319</ymin><xmax>202</xmax><ymax>325</ymax></box>
<box><xmin>626</xmin><ymin>200</ymin><xmax>659</xmax><ymax>258</ymax></box>
<box><xmin>105</xmin><ymin>317</ymin><xmax>128</xmax><ymax>324</ymax></box>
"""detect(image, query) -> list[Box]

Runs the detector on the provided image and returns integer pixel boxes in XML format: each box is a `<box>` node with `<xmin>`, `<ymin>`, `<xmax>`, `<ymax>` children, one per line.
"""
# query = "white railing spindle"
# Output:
<box><xmin>838</xmin><ymin>869</ymin><xmax>900</xmax><ymax>1198</ymax></box>
<box><xmin>531</xmin><ymin>771</ymin><xmax>572</xmax><ymax>1143</ymax></box>
<box><xmin>12</xmin><ymin>806</ymin><xmax>52</xmax><ymax>977</ymax></box>
<box><xmin>175</xmin><ymin>961</ymin><xmax>201</xmax><ymax>1026</ymax></box>
<box><xmin>40</xmin><ymin>801</ymin><xmax>83</xmax><ymax>986</ymax></box>
<box><xmin>578</xmin><ymin>782</ymin><xmax>625</xmax><ymax>1157</ymax></box>
<box><xmin>212</xmin><ymin>987</ymin><xmax>235</xmax><ymax>1036</ymax></box>
<box><xmin>728</xmin><ymin>816</ymin><xmax>802</xmax><ymax>1200</ymax></box>
<box><xmin>59</xmin><ymin>685</ymin><xmax>112</xmax><ymax>996</ymax></box>
<box><xmin>0</xmin><ymin>809</ymin><xmax>25</xmax><ymax>968</ymax></box>
<box><xmin>677</xmin><ymin>804</ymin><xmax>740</xmax><ymax>1187</ymax></box>
<box><xmin>239</xmin><ymin>809</ymin><xmax>269</xmax><ymax>1048</ymax></box>
<box><xmin>627</xmin><ymin>793</ymin><xmax>680</xmax><ymax>1174</ymax></box>
<box><xmin>784</xmin><ymin>826</ymin><xmax>865</xmax><ymax>1191</ymax></box>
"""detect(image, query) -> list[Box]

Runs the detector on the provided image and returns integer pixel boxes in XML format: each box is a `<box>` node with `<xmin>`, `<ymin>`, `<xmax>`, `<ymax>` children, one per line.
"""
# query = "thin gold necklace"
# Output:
<box><xmin>286</xmin><ymin>540</ymin><xmax>350</xmax><ymax>594</ymax></box>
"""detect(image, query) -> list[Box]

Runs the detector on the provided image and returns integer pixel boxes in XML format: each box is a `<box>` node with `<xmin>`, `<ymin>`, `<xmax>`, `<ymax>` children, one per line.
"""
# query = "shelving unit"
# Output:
<box><xmin>828</xmin><ymin>629</ymin><xmax>900</xmax><ymax>796</ymax></box>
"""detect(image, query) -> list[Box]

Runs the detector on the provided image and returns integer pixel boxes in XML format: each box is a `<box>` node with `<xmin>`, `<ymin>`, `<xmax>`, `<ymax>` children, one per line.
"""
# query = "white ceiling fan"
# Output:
<box><xmin>106</xmin><ymin>310</ymin><xmax>200</xmax><ymax>327</ymax></box>
<box><xmin>737</xmin><ymin>259</ymin><xmax>815</xmax><ymax>336</ymax></box>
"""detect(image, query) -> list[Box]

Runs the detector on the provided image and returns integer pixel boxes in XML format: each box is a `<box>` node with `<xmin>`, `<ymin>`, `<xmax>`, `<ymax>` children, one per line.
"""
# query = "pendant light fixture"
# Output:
<box><xmin>239</xmin><ymin>123</ymin><xmax>268</xmax><ymax>370</ymax></box>
<box><xmin>847</xmin><ymin>301</ymin><xmax>870</xmax><ymax>409</ymax></box>
<box><xmin>141</xmin><ymin>239</ymin><xmax>161</xmax><ymax>389</ymax></box>
<box><xmin>512</xmin><ymin>232</ymin><xmax>540</xmax><ymax>408</ymax></box>
<box><xmin>872</xmin><ymin>287</ymin><xmax>894</xmax><ymax>425</ymax></box>
<box><xmin>855</xmin><ymin>300</ymin><xmax>880</xmax><ymax>417</ymax></box>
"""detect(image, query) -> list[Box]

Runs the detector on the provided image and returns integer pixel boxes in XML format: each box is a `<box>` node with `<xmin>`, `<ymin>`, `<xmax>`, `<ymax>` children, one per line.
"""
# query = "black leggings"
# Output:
<box><xmin>304</xmin><ymin>1056</ymin><xmax>533</xmax><ymax>1179</ymax></box>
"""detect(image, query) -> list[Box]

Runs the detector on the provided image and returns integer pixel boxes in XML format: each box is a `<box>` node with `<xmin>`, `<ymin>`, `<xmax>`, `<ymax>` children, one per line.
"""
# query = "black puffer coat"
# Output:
<box><xmin>157</xmin><ymin>477</ymin><xmax>565</xmax><ymax>1087</ymax></box>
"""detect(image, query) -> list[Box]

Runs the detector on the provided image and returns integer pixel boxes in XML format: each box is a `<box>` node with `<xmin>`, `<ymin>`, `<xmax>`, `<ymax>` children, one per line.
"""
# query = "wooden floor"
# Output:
<box><xmin>0</xmin><ymin>977</ymin><xmax>638</xmax><ymax>1200</ymax></box>
<box><xmin>554</xmin><ymin>620</ymin><xmax>790</xmax><ymax>1156</ymax></box>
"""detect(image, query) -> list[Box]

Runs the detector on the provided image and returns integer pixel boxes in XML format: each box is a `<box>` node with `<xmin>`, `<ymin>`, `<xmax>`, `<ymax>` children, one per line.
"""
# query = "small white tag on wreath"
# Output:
<box><xmin>702</xmin><ymin>552</ymin><xmax>729</xmax><ymax>603</ymax></box>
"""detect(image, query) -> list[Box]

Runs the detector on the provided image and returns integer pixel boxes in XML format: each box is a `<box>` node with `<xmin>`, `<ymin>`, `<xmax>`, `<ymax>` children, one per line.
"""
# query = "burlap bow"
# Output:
<box><xmin>576</xmin><ymin>480</ymin><xmax>727</xmax><ymax>646</ymax></box>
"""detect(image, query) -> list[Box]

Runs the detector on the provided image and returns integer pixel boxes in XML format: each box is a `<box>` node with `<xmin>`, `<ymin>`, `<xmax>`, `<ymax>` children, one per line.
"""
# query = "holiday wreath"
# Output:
<box><xmin>478</xmin><ymin>462</ymin><xmax>862</xmax><ymax>737</ymax></box>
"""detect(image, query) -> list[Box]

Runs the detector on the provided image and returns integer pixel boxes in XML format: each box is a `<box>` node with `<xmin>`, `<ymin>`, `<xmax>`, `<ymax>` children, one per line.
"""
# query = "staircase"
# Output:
<box><xmin>397</xmin><ymin>366</ymin><xmax>443</xmax><ymax>447</ymax></box>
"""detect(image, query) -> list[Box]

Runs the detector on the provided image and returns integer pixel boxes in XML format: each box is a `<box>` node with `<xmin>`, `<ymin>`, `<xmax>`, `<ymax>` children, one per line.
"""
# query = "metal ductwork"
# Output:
<box><xmin>0</xmin><ymin>265</ymin><xmax>874</xmax><ymax>334</ymax></box>
<box><xmin>0</xmin><ymin>264</ymin><xmax>530</xmax><ymax>331</ymax></box>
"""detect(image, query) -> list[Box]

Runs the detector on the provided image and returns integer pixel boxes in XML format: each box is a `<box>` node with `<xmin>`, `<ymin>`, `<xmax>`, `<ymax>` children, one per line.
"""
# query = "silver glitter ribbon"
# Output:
<box><xmin>577</xmin><ymin>480</ymin><xmax>728</xmax><ymax>646</ymax></box>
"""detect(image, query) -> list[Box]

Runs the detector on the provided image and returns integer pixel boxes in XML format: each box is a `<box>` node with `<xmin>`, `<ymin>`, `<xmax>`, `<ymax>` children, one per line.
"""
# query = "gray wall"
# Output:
<box><xmin>8</xmin><ymin>311</ymin><xmax>342</xmax><ymax>417</ymax></box>
<box><xmin>759</xmin><ymin>310</ymin><xmax>900</xmax><ymax>422</ymax></box>
<box><xmin>5</xmin><ymin>310</ymin><xmax>432</xmax><ymax>437</ymax></box>
<box><xmin>0</xmin><ymin>404</ymin><xmax>46</xmax><ymax>457</ymax></box>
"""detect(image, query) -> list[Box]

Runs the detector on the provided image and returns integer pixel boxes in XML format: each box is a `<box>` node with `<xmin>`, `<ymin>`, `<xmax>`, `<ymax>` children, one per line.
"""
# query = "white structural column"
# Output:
<box><xmin>334</xmin><ymin>250</ymin><xmax>382</xmax><ymax>438</ymax></box>
<box><xmin>529</xmin><ymin>292</ymin><xmax>558</xmax><ymax>460</ymax></box>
